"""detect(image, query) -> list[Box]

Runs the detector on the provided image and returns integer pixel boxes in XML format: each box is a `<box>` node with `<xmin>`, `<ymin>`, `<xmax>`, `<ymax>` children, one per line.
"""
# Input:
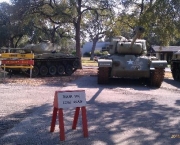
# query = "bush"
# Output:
<box><xmin>94</xmin><ymin>50</ymin><xmax>101</xmax><ymax>56</ymax></box>
<box><xmin>71</xmin><ymin>50</ymin><xmax>76</xmax><ymax>55</ymax></box>
<box><xmin>102</xmin><ymin>51</ymin><xmax>109</xmax><ymax>56</ymax></box>
<box><xmin>83</xmin><ymin>52</ymin><xmax>91</xmax><ymax>57</ymax></box>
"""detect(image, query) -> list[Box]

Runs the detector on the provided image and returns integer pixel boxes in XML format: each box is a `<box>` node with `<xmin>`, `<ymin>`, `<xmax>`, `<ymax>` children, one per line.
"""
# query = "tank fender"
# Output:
<box><xmin>150</xmin><ymin>60</ymin><xmax>167</xmax><ymax>70</ymax></box>
<box><xmin>98</xmin><ymin>59</ymin><xmax>112</xmax><ymax>67</ymax></box>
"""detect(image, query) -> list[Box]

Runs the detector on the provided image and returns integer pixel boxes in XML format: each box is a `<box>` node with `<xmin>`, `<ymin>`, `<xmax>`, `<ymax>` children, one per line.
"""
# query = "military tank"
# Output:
<box><xmin>171</xmin><ymin>51</ymin><xmax>180</xmax><ymax>81</ymax></box>
<box><xmin>1</xmin><ymin>41</ymin><xmax>80</xmax><ymax>77</ymax></box>
<box><xmin>97</xmin><ymin>26</ymin><xmax>167</xmax><ymax>87</ymax></box>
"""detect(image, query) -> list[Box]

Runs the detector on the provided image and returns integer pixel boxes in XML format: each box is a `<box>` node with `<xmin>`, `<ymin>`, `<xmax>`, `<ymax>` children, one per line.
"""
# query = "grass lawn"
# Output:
<box><xmin>81</xmin><ymin>57</ymin><xmax>98</xmax><ymax>67</ymax></box>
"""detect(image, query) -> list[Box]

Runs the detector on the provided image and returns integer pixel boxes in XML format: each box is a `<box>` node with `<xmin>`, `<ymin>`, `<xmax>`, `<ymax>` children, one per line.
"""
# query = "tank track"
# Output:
<box><xmin>150</xmin><ymin>68</ymin><xmax>165</xmax><ymax>87</ymax></box>
<box><xmin>171</xmin><ymin>62</ymin><xmax>180</xmax><ymax>81</ymax></box>
<box><xmin>17</xmin><ymin>58</ymin><xmax>80</xmax><ymax>77</ymax></box>
<box><xmin>98</xmin><ymin>67</ymin><xmax>110</xmax><ymax>84</ymax></box>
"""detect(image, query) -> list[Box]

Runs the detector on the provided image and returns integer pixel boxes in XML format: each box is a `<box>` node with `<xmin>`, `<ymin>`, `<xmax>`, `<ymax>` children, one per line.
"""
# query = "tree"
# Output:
<box><xmin>119</xmin><ymin>0</ymin><xmax>180</xmax><ymax>46</ymax></box>
<box><xmin>0</xmin><ymin>1</ymin><xmax>37</xmax><ymax>48</ymax></box>
<box><xmin>83</xmin><ymin>9</ymin><xmax>114</xmax><ymax>60</ymax></box>
<box><xmin>24</xmin><ymin>0</ymin><xmax>115</xmax><ymax>68</ymax></box>
<box><xmin>0</xmin><ymin>2</ymin><xmax>11</xmax><ymax>47</ymax></box>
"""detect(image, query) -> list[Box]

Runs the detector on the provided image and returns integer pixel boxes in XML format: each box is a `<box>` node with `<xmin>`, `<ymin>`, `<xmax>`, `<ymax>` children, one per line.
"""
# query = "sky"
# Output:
<box><xmin>0</xmin><ymin>0</ymin><xmax>10</xmax><ymax>4</ymax></box>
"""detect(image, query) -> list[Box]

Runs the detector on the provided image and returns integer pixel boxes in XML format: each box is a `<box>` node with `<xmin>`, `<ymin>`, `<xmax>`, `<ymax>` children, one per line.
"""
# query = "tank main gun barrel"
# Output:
<box><xmin>130</xmin><ymin>26</ymin><xmax>145</xmax><ymax>49</ymax></box>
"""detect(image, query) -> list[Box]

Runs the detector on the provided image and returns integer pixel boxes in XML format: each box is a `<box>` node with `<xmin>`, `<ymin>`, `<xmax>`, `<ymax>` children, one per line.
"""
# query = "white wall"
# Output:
<box><xmin>82</xmin><ymin>42</ymin><xmax>110</xmax><ymax>55</ymax></box>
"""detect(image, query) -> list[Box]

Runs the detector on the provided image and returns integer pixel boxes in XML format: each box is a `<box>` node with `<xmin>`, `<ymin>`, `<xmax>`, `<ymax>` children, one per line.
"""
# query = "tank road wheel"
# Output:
<box><xmin>65</xmin><ymin>65</ymin><xmax>73</xmax><ymax>76</ymax></box>
<box><xmin>49</xmin><ymin>65</ymin><xmax>57</xmax><ymax>76</ymax></box>
<box><xmin>32</xmin><ymin>66</ymin><xmax>39</xmax><ymax>77</ymax></box>
<box><xmin>172</xmin><ymin>66</ymin><xmax>180</xmax><ymax>81</ymax></box>
<box><xmin>98</xmin><ymin>67</ymin><xmax>110</xmax><ymax>84</ymax></box>
<box><xmin>40</xmin><ymin>65</ymin><xmax>48</xmax><ymax>76</ymax></box>
<box><xmin>57</xmin><ymin>65</ymin><xmax>65</xmax><ymax>75</ymax></box>
<box><xmin>150</xmin><ymin>68</ymin><xmax>165</xmax><ymax>88</ymax></box>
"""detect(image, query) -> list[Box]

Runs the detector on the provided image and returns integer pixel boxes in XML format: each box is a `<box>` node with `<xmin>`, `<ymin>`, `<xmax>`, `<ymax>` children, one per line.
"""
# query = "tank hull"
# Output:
<box><xmin>109</xmin><ymin>55</ymin><xmax>150</xmax><ymax>78</ymax></box>
<box><xmin>171</xmin><ymin>51</ymin><xmax>180</xmax><ymax>81</ymax></box>
<box><xmin>98</xmin><ymin>54</ymin><xmax>166</xmax><ymax>87</ymax></box>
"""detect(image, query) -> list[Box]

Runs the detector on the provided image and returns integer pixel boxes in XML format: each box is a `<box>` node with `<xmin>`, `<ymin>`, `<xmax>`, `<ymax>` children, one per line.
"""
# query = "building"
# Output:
<box><xmin>82</xmin><ymin>41</ymin><xmax>180</xmax><ymax>64</ymax></box>
<box><xmin>82</xmin><ymin>42</ymin><xmax>109</xmax><ymax>56</ymax></box>
<box><xmin>152</xmin><ymin>46</ymin><xmax>180</xmax><ymax>64</ymax></box>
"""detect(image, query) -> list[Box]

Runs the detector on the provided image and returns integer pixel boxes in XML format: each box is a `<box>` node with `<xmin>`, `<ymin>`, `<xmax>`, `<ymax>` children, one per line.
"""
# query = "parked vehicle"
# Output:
<box><xmin>97</xmin><ymin>26</ymin><xmax>167</xmax><ymax>87</ymax></box>
<box><xmin>1</xmin><ymin>41</ymin><xmax>80</xmax><ymax>77</ymax></box>
<box><xmin>171</xmin><ymin>51</ymin><xmax>180</xmax><ymax>81</ymax></box>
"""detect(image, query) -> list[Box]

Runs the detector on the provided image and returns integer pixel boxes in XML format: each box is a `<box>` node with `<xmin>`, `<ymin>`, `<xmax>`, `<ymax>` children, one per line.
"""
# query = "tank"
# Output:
<box><xmin>97</xmin><ymin>26</ymin><xmax>167</xmax><ymax>87</ymax></box>
<box><xmin>1</xmin><ymin>41</ymin><xmax>80</xmax><ymax>77</ymax></box>
<box><xmin>171</xmin><ymin>51</ymin><xmax>180</xmax><ymax>81</ymax></box>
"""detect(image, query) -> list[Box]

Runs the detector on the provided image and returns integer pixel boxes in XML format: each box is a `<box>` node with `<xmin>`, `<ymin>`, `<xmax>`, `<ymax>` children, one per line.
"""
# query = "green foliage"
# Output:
<box><xmin>106</xmin><ymin>14</ymin><xmax>135</xmax><ymax>39</ymax></box>
<box><xmin>137</xmin><ymin>0</ymin><xmax>180</xmax><ymax>46</ymax></box>
<box><xmin>71</xmin><ymin>50</ymin><xmax>76</xmax><ymax>55</ymax></box>
<box><xmin>94</xmin><ymin>50</ymin><xmax>109</xmax><ymax>56</ymax></box>
<box><xmin>1</xmin><ymin>0</ymin><xmax>180</xmax><ymax>50</ymax></box>
<box><xmin>102</xmin><ymin>51</ymin><xmax>109</xmax><ymax>55</ymax></box>
<box><xmin>83</xmin><ymin>52</ymin><xmax>91</xmax><ymax>57</ymax></box>
<box><xmin>94</xmin><ymin>50</ymin><xmax>101</xmax><ymax>56</ymax></box>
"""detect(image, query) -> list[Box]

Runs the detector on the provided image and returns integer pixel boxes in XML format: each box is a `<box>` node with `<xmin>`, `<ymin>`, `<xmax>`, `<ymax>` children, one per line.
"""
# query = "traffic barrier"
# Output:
<box><xmin>1</xmin><ymin>53</ymin><xmax>34</xmax><ymax>78</ymax></box>
<box><xmin>50</xmin><ymin>90</ymin><xmax>88</xmax><ymax>141</ymax></box>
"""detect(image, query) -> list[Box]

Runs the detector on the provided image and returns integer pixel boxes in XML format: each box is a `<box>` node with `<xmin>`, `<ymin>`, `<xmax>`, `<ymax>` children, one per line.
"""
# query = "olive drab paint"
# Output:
<box><xmin>97</xmin><ymin>26</ymin><xmax>167</xmax><ymax>87</ymax></box>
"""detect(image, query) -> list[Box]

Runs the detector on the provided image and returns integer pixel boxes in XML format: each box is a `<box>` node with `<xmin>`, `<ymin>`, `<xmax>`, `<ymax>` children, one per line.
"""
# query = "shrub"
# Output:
<box><xmin>83</xmin><ymin>52</ymin><xmax>91</xmax><ymax>57</ymax></box>
<box><xmin>71</xmin><ymin>50</ymin><xmax>76</xmax><ymax>55</ymax></box>
<box><xmin>102</xmin><ymin>51</ymin><xmax>109</xmax><ymax>56</ymax></box>
<box><xmin>94</xmin><ymin>50</ymin><xmax>101</xmax><ymax>56</ymax></box>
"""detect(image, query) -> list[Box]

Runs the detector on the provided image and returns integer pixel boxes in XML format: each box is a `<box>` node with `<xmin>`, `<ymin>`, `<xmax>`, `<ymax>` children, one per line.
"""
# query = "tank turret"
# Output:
<box><xmin>108</xmin><ymin>26</ymin><xmax>146</xmax><ymax>55</ymax></box>
<box><xmin>23</xmin><ymin>41</ymin><xmax>61</xmax><ymax>54</ymax></box>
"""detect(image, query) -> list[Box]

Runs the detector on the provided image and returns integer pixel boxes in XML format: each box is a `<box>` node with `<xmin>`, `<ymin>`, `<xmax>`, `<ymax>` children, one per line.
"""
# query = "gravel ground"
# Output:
<box><xmin>0</xmin><ymin>68</ymin><xmax>180</xmax><ymax>145</ymax></box>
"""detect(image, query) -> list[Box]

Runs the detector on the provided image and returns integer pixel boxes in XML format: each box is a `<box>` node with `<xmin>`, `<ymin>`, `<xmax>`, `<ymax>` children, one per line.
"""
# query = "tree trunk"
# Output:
<box><xmin>75</xmin><ymin>0</ymin><xmax>82</xmax><ymax>69</ymax></box>
<box><xmin>75</xmin><ymin>22</ymin><xmax>82</xmax><ymax>69</ymax></box>
<box><xmin>10</xmin><ymin>38</ymin><xmax>14</xmax><ymax>48</ymax></box>
<box><xmin>15</xmin><ymin>36</ymin><xmax>23</xmax><ymax>48</ymax></box>
<box><xmin>90</xmin><ymin>38</ymin><xmax>98</xmax><ymax>60</ymax></box>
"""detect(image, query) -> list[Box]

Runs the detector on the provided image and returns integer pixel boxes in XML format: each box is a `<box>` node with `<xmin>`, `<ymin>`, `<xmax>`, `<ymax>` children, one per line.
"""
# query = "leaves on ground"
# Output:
<box><xmin>1</xmin><ymin>68</ymin><xmax>98</xmax><ymax>86</ymax></box>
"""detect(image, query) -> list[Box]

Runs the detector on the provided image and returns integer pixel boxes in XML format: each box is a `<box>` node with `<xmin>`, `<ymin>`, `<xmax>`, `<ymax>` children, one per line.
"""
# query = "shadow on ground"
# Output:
<box><xmin>163</xmin><ymin>78</ymin><xmax>180</xmax><ymax>89</ymax></box>
<box><xmin>66</xmin><ymin>75</ymin><xmax>157</xmax><ymax>91</ymax></box>
<box><xmin>0</xmin><ymin>105</ymin><xmax>40</xmax><ymax>138</ymax></box>
<box><xmin>0</xmin><ymin>99</ymin><xmax>180</xmax><ymax>144</ymax></box>
<box><xmin>1</xmin><ymin>76</ymin><xmax>180</xmax><ymax>144</ymax></box>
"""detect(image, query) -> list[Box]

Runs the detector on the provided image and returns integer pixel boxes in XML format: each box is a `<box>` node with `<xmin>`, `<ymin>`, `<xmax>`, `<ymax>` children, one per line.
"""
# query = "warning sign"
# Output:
<box><xmin>1</xmin><ymin>53</ymin><xmax>34</xmax><ymax>59</ymax></box>
<box><xmin>55</xmin><ymin>90</ymin><xmax>86</xmax><ymax>109</ymax></box>
<box><xmin>51</xmin><ymin>90</ymin><xmax>88</xmax><ymax>141</ymax></box>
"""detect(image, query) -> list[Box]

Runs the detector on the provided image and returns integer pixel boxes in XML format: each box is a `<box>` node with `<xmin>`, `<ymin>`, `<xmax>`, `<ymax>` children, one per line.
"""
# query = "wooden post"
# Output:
<box><xmin>81</xmin><ymin>106</ymin><xmax>88</xmax><ymax>137</ymax></box>
<box><xmin>30</xmin><ymin>66</ymin><xmax>32</xmax><ymax>78</ymax></box>
<box><xmin>58</xmin><ymin>108</ymin><xmax>65</xmax><ymax>141</ymax></box>
<box><xmin>72</xmin><ymin>107</ymin><xmax>80</xmax><ymax>129</ymax></box>
<box><xmin>3</xmin><ymin>64</ymin><xmax>6</xmax><ymax>82</ymax></box>
<box><xmin>50</xmin><ymin>107</ymin><xmax>58</xmax><ymax>132</ymax></box>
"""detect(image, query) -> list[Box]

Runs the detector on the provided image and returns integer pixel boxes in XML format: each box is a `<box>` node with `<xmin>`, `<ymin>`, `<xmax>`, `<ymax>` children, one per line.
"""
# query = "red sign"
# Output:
<box><xmin>2</xmin><ymin>60</ymin><xmax>34</xmax><ymax>65</ymax></box>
